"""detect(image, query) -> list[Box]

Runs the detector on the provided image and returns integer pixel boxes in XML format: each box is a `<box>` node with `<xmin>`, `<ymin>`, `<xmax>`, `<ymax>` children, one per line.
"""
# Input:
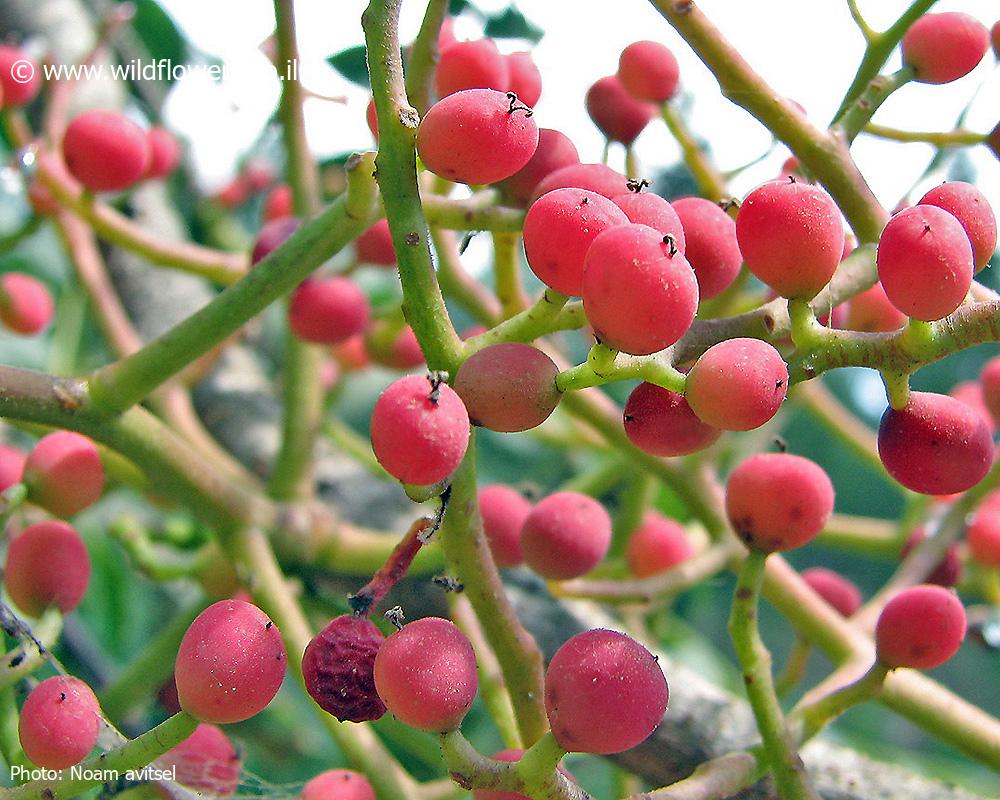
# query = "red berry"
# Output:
<box><xmin>801</xmin><ymin>567</ymin><xmax>861</xmax><ymax>617</ymax></box>
<box><xmin>302</xmin><ymin>614</ymin><xmax>387</xmax><ymax>723</ymax></box>
<box><xmin>875</xmin><ymin>585</ymin><xmax>966</xmax><ymax>669</ymax></box>
<box><xmin>369</xmin><ymin>375</ymin><xmax>470</xmax><ymax>485</ymax></box>
<box><xmin>496</xmin><ymin>128</ymin><xmax>580</xmax><ymax>208</ymax></box>
<box><xmin>878</xmin><ymin>205</ymin><xmax>974</xmax><ymax>321</ymax></box>
<box><xmin>506</xmin><ymin>51</ymin><xmax>542</xmax><ymax>107</ymax></box>
<box><xmin>671</xmin><ymin>197</ymin><xmax>742</xmax><ymax>299</ymax></box>
<box><xmin>417</xmin><ymin>89</ymin><xmax>539</xmax><ymax>186</ymax></box>
<box><xmin>288</xmin><ymin>277</ymin><xmax>370</xmax><ymax>345</ymax></box>
<box><xmin>623</xmin><ymin>381</ymin><xmax>721</xmax><ymax>457</ymax></box>
<box><xmin>473</xmin><ymin>749</ymin><xmax>572</xmax><ymax>800</ymax></box>
<box><xmin>251</xmin><ymin>217</ymin><xmax>300</xmax><ymax>265</ymax></box>
<box><xmin>736</xmin><ymin>179</ymin><xmax>845</xmax><ymax>299</ymax></box>
<box><xmin>18</xmin><ymin>676</ymin><xmax>101</xmax><ymax>769</ymax></box>
<box><xmin>843</xmin><ymin>282</ymin><xmax>906</xmax><ymax>332</ymax></box>
<box><xmin>968</xmin><ymin>508</ymin><xmax>1000</xmax><ymax>568</ymax></box>
<box><xmin>0</xmin><ymin>443</ymin><xmax>25</xmax><ymax>491</ymax></box>
<box><xmin>4</xmin><ymin>520</ymin><xmax>90</xmax><ymax>617</ymax></box>
<box><xmin>454</xmin><ymin>343</ymin><xmax>561</xmax><ymax>432</ymax></box>
<box><xmin>435</xmin><ymin>39</ymin><xmax>510</xmax><ymax>98</ymax></box>
<box><xmin>63</xmin><ymin>110</ymin><xmax>151</xmax><ymax>192</ymax></box>
<box><xmin>918</xmin><ymin>182</ymin><xmax>997</xmax><ymax>272</ymax></box>
<box><xmin>356</xmin><ymin>219</ymin><xmax>397</xmax><ymax>267</ymax></box>
<box><xmin>0</xmin><ymin>46</ymin><xmax>42</xmax><ymax>107</ymax></box>
<box><xmin>373</xmin><ymin>617</ymin><xmax>478</xmax><ymax>732</ymax></box>
<box><xmin>523</xmin><ymin>188</ymin><xmax>628</xmax><ymax>296</ymax></box>
<box><xmin>582</xmin><ymin>223</ymin><xmax>698</xmax><ymax>355</ymax></box>
<box><xmin>902</xmin><ymin>12</ymin><xmax>989</xmax><ymax>84</ymax></box>
<box><xmin>877</xmin><ymin>391</ymin><xmax>992</xmax><ymax>495</ymax></box>
<box><xmin>949</xmin><ymin>380</ymin><xmax>995</xmax><ymax>436</ymax></box>
<box><xmin>531</xmin><ymin>162</ymin><xmax>629</xmax><ymax>203</ymax></box>
<box><xmin>725</xmin><ymin>453</ymin><xmax>834</xmax><ymax>552</ymax></box>
<box><xmin>900</xmin><ymin>529</ymin><xmax>962</xmax><ymax>587</ymax></box>
<box><xmin>263</xmin><ymin>183</ymin><xmax>294</xmax><ymax>222</ymax></box>
<box><xmin>302</xmin><ymin>770</ymin><xmax>376</xmax><ymax>800</ymax></box>
<box><xmin>544</xmin><ymin>629</ymin><xmax>668</xmax><ymax>754</ymax></box>
<box><xmin>626</xmin><ymin>513</ymin><xmax>693</xmax><ymax>578</ymax></box>
<box><xmin>685</xmin><ymin>338</ymin><xmax>788</xmax><ymax>431</ymax></box>
<box><xmin>993</xmin><ymin>20</ymin><xmax>1000</xmax><ymax>58</ymax></box>
<box><xmin>611</xmin><ymin>193</ymin><xmax>686</xmax><ymax>250</ymax></box>
<box><xmin>174</xmin><ymin>599</ymin><xmax>287</xmax><ymax>724</ymax></box>
<box><xmin>478</xmin><ymin>484</ymin><xmax>533</xmax><ymax>568</ymax></box>
<box><xmin>617</xmin><ymin>41</ymin><xmax>679</xmax><ymax>103</ymax></box>
<box><xmin>23</xmin><ymin>431</ymin><xmax>105</xmax><ymax>517</ymax></box>
<box><xmin>159</xmin><ymin>724</ymin><xmax>241</xmax><ymax>797</ymax></box>
<box><xmin>981</xmin><ymin>356</ymin><xmax>1000</xmax><ymax>426</ymax></box>
<box><xmin>365</xmin><ymin>96</ymin><xmax>379</xmax><ymax>141</ymax></box>
<box><xmin>365</xmin><ymin>323</ymin><xmax>425</xmax><ymax>370</ymax></box>
<box><xmin>521</xmin><ymin>491</ymin><xmax>611</xmax><ymax>580</ymax></box>
<box><xmin>585</xmin><ymin>75</ymin><xmax>655</xmax><ymax>145</ymax></box>
<box><xmin>145</xmin><ymin>126</ymin><xmax>181</xmax><ymax>180</ymax></box>
<box><xmin>0</xmin><ymin>272</ymin><xmax>54</xmax><ymax>335</ymax></box>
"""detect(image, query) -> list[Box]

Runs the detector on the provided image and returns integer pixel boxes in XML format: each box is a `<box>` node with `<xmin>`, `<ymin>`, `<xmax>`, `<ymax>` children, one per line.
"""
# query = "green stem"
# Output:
<box><xmin>660</xmin><ymin>102</ymin><xmax>728</xmax><ymax>200</ymax></box>
<box><xmin>728</xmin><ymin>550</ymin><xmax>819</xmax><ymax>800</ymax></box>
<box><xmin>465</xmin><ymin>290</ymin><xmax>583</xmax><ymax>356</ymax></box>
<box><xmin>862</xmin><ymin>123</ymin><xmax>986</xmax><ymax>147</ymax></box>
<box><xmin>5</xmin><ymin>712</ymin><xmax>198</xmax><ymax>800</ymax></box>
<box><xmin>404</xmin><ymin>0</ymin><xmax>449</xmax><ymax>116</ymax></box>
<box><xmin>837</xmin><ymin>67</ymin><xmax>914</xmax><ymax>144</ymax></box>
<box><xmin>431</xmin><ymin>227</ymin><xmax>502</xmax><ymax>325</ymax></box>
<box><xmin>775</xmin><ymin>638</ymin><xmax>812</xmax><ymax>698</ymax></box>
<box><xmin>0</xmin><ymin>483</ymin><xmax>26</xmax><ymax>532</ymax></box>
<box><xmin>515</xmin><ymin>732</ymin><xmax>567</xmax><ymax>792</ymax></box>
<box><xmin>422</xmin><ymin>194</ymin><xmax>525</xmax><ymax>232</ymax></box>
<box><xmin>493</xmin><ymin>231</ymin><xmax>528</xmax><ymax>318</ymax></box>
<box><xmin>645</xmin><ymin>751</ymin><xmax>761</xmax><ymax>800</ymax></box>
<box><xmin>789</xmin><ymin>662</ymin><xmax>889</xmax><ymax>743</ymax></box>
<box><xmin>556</xmin><ymin>349</ymin><xmax>686</xmax><ymax>394</ymax></box>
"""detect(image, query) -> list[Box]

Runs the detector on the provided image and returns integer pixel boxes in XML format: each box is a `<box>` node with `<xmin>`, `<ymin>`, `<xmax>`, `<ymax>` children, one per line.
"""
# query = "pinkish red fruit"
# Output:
<box><xmin>902</xmin><ymin>13</ymin><xmax>989</xmax><ymax>84</ymax></box>
<box><xmin>968</xmin><ymin>509</ymin><xmax>1000</xmax><ymax>568</ymax></box>
<box><xmin>801</xmin><ymin>567</ymin><xmax>861</xmax><ymax>617</ymax></box>
<box><xmin>478</xmin><ymin>484</ymin><xmax>533</xmax><ymax>568</ymax></box>
<box><xmin>145</xmin><ymin>126</ymin><xmax>181</xmax><ymax>180</ymax></box>
<box><xmin>531</xmin><ymin>163</ymin><xmax>629</xmax><ymax>203</ymax></box>
<box><xmin>251</xmin><ymin>217</ymin><xmax>300</xmax><ymax>265</ymax></box>
<box><xmin>0</xmin><ymin>443</ymin><xmax>25</xmax><ymax>491</ymax></box>
<box><xmin>302</xmin><ymin>770</ymin><xmax>376</xmax><ymax>800</ymax></box>
<box><xmin>63</xmin><ymin>110</ymin><xmax>151</xmax><ymax>192</ymax></box>
<box><xmin>521</xmin><ymin>491</ymin><xmax>611</xmax><ymax>580</ymax></box>
<box><xmin>356</xmin><ymin>219</ymin><xmax>397</xmax><ymax>267</ymax></box>
<box><xmin>288</xmin><ymin>277</ymin><xmax>370</xmax><ymax>345</ymax></box>
<box><xmin>875</xmin><ymin>585</ymin><xmax>966</xmax><ymax>669</ymax></box>
<box><xmin>23</xmin><ymin>431</ymin><xmax>105</xmax><ymax>517</ymax></box>
<box><xmin>918</xmin><ymin>182</ymin><xmax>997</xmax><ymax>272</ymax></box>
<box><xmin>435</xmin><ymin>39</ymin><xmax>510</xmax><ymax>98</ymax></box>
<box><xmin>671</xmin><ymin>197</ymin><xmax>742</xmax><ymax>299</ymax></box>
<box><xmin>496</xmin><ymin>128</ymin><xmax>580</xmax><ymax>208</ymax></box>
<box><xmin>611</xmin><ymin>192</ymin><xmax>686</xmax><ymax>250</ymax></box>
<box><xmin>473</xmin><ymin>749</ymin><xmax>572</xmax><ymax>800</ymax></box>
<box><xmin>585</xmin><ymin>75</ymin><xmax>655</xmax><ymax>145</ymax></box>
<box><xmin>626</xmin><ymin>513</ymin><xmax>693</xmax><ymax>578</ymax></box>
<box><xmin>506</xmin><ymin>52</ymin><xmax>542</xmax><ymax>107</ymax></box>
<box><xmin>623</xmin><ymin>381</ymin><xmax>721</xmax><ymax>457</ymax></box>
<box><xmin>263</xmin><ymin>184</ymin><xmax>294</xmax><ymax>223</ymax></box>
<box><xmin>302</xmin><ymin>614</ymin><xmax>387</xmax><ymax>722</ymax></box>
<box><xmin>617</xmin><ymin>41</ymin><xmax>679</xmax><ymax>103</ymax></box>
<box><xmin>159</xmin><ymin>723</ymin><xmax>241</xmax><ymax>797</ymax></box>
<box><xmin>0</xmin><ymin>273</ymin><xmax>54</xmax><ymax>335</ymax></box>
<box><xmin>19</xmin><ymin>676</ymin><xmax>101</xmax><ymax>769</ymax></box>
<box><xmin>4</xmin><ymin>520</ymin><xmax>90</xmax><ymax>617</ymax></box>
<box><xmin>0</xmin><ymin>46</ymin><xmax>42</xmax><ymax>107</ymax></box>
<box><xmin>900</xmin><ymin>529</ymin><xmax>962</xmax><ymax>587</ymax></box>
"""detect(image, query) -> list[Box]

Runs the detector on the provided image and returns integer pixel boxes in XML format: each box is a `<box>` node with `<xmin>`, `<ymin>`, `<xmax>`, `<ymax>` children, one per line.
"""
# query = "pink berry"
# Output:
<box><xmin>585</xmin><ymin>75</ymin><xmax>655</xmax><ymax>145</ymax></box>
<box><xmin>531</xmin><ymin>163</ymin><xmax>629</xmax><ymax>203</ymax></box>
<box><xmin>623</xmin><ymin>381</ymin><xmax>721</xmax><ymax>457</ymax></box>
<box><xmin>23</xmin><ymin>431</ymin><xmax>105</xmax><ymax>517</ymax></box>
<box><xmin>900</xmin><ymin>529</ymin><xmax>962</xmax><ymax>587</ymax></box>
<box><xmin>611</xmin><ymin>193</ymin><xmax>686</xmax><ymax>250</ymax></box>
<box><xmin>496</xmin><ymin>128</ymin><xmax>580</xmax><ymax>208</ymax></box>
<box><xmin>478</xmin><ymin>484</ymin><xmax>533</xmax><ymax>568</ymax></box>
<box><xmin>0</xmin><ymin>272</ymin><xmax>54</xmax><ymax>335</ymax></box>
<box><xmin>63</xmin><ymin>110</ymin><xmax>151</xmax><ymax>192</ymax></box>
<box><xmin>617</xmin><ymin>41</ymin><xmax>679</xmax><ymax>103</ymax></box>
<box><xmin>981</xmin><ymin>356</ymin><xmax>1000</xmax><ymax>426</ymax></box>
<box><xmin>373</xmin><ymin>617</ymin><xmax>478</xmax><ymax>732</ymax></box>
<box><xmin>902</xmin><ymin>12</ymin><xmax>990</xmax><ymax>84</ymax></box>
<box><xmin>356</xmin><ymin>219</ymin><xmax>397</xmax><ymax>267</ymax></box>
<box><xmin>626</xmin><ymin>513</ymin><xmax>693</xmax><ymax>578</ymax></box>
<box><xmin>801</xmin><ymin>567</ymin><xmax>861</xmax><ymax>617</ymax></box>
<box><xmin>288</xmin><ymin>277</ymin><xmax>370</xmax><ymax>345</ymax></box>
<box><xmin>875</xmin><ymin>585</ymin><xmax>966</xmax><ymax>669</ymax></box>
<box><xmin>968</xmin><ymin>508</ymin><xmax>1000</xmax><ymax>568</ymax></box>
<box><xmin>4</xmin><ymin>520</ymin><xmax>90</xmax><ymax>617</ymax></box>
<box><xmin>506</xmin><ymin>51</ymin><xmax>542</xmax><ymax>107</ymax></box>
<box><xmin>521</xmin><ymin>491</ymin><xmax>612</xmax><ymax>580</ymax></box>
<box><xmin>263</xmin><ymin>183</ymin><xmax>294</xmax><ymax>222</ymax></box>
<box><xmin>671</xmin><ymin>197</ymin><xmax>743</xmax><ymax>299</ymax></box>
<box><xmin>473</xmin><ymin>749</ymin><xmax>572</xmax><ymax>800</ymax></box>
<box><xmin>949</xmin><ymin>380</ymin><xmax>995</xmax><ymax>436</ymax></box>
<box><xmin>0</xmin><ymin>443</ymin><xmax>25</xmax><ymax>491</ymax></box>
<box><xmin>843</xmin><ymin>282</ymin><xmax>906</xmax><ymax>332</ymax></box>
<box><xmin>302</xmin><ymin>770</ymin><xmax>376</xmax><ymax>800</ymax></box>
<box><xmin>369</xmin><ymin>375</ymin><xmax>470</xmax><ymax>485</ymax></box>
<box><xmin>736</xmin><ymin>179</ymin><xmax>845</xmax><ymax>299</ymax></box>
<box><xmin>523</xmin><ymin>188</ymin><xmax>628</xmax><ymax>296</ymax></box>
<box><xmin>365</xmin><ymin>96</ymin><xmax>379</xmax><ymax>141</ymax></box>
<box><xmin>918</xmin><ymin>182</ymin><xmax>997</xmax><ymax>272</ymax></box>
<box><xmin>877</xmin><ymin>392</ymin><xmax>993</xmax><ymax>495</ymax></box>
<box><xmin>725</xmin><ymin>453</ymin><xmax>834</xmax><ymax>552</ymax></box>
<box><xmin>302</xmin><ymin>614</ymin><xmax>387</xmax><ymax>723</ymax></box>
<box><xmin>251</xmin><ymin>217</ymin><xmax>300</xmax><ymax>265</ymax></box>
<box><xmin>685</xmin><ymin>338</ymin><xmax>788</xmax><ymax>431</ymax></box>
<box><xmin>0</xmin><ymin>46</ymin><xmax>42</xmax><ymax>107</ymax></box>
<box><xmin>417</xmin><ymin>89</ymin><xmax>539</xmax><ymax>185</ymax></box>
<box><xmin>435</xmin><ymin>39</ymin><xmax>510</xmax><ymax>98</ymax></box>
<box><xmin>145</xmin><ymin>126</ymin><xmax>181</xmax><ymax>180</ymax></box>
<box><xmin>18</xmin><ymin>676</ymin><xmax>101</xmax><ymax>769</ymax></box>
<box><xmin>877</xmin><ymin>205</ymin><xmax>974</xmax><ymax>321</ymax></box>
<box><xmin>365</xmin><ymin>324</ymin><xmax>425</xmax><ymax>370</ymax></box>
<box><xmin>159</xmin><ymin>724</ymin><xmax>241</xmax><ymax>797</ymax></box>
<box><xmin>174</xmin><ymin>599</ymin><xmax>287</xmax><ymax>724</ymax></box>
<box><xmin>582</xmin><ymin>223</ymin><xmax>699</xmax><ymax>355</ymax></box>
<box><xmin>454</xmin><ymin>343</ymin><xmax>561</xmax><ymax>432</ymax></box>
<box><xmin>544</xmin><ymin>629</ymin><xmax>668</xmax><ymax>754</ymax></box>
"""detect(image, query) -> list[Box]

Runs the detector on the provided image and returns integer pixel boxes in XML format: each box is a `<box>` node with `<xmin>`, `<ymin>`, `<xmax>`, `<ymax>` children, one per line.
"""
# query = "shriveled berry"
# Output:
<box><xmin>801</xmin><ymin>567</ymin><xmax>861</xmax><ymax>617</ymax></box>
<box><xmin>671</xmin><ymin>197</ymin><xmax>742</xmax><ymax>299</ymax></box>
<box><xmin>877</xmin><ymin>391</ymin><xmax>992</xmax><ymax>495</ymax></box>
<box><xmin>370</xmin><ymin>375</ymin><xmax>470</xmax><ymax>485</ymax></box>
<box><xmin>478</xmin><ymin>484</ymin><xmax>532</xmax><ymax>568</ymax></box>
<box><xmin>876</xmin><ymin>585</ymin><xmax>966</xmax><ymax>669</ymax></box>
<box><xmin>918</xmin><ymin>182</ymin><xmax>997</xmax><ymax>272</ymax></box>
<box><xmin>159</xmin><ymin>723</ymin><xmax>241</xmax><ymax>797</ymax></box>
<box><xmin>455</xmin><ymin>343</ymin><xmax>561</xmax><ymax>432</ymax></box>
<box><xmin>900</xmin><ymin>529</ymin><xmax>962</xmax><ymax>587</ymax></box>
<box><xmin>617</xmin><ymin>41</ymin><xmax>679</xmax><ymax>103</ymax></box>
<box><xmin>23</xmin><ymin>431</ymin><xmax>105</xmax><ymax>517</ymax></box>
<box><xmin>902</xmin><ymin>12</ymin><xmax>989</xmax><ymax>84</ymax></box>
<box><xmin>725</xmin><ymin>453</ymin><xmax>834</xmax><ymax>552</ymax></box>
<box><xmin>302</xmin><ymin>614</ymin><xmax>386</xmax><ymax>723</ymax></box>
<box><xmin>544</xmin><ymin>629</ymin><xmax>668</xmax><ymax>754</ymax></box>
<box><xmin>373</xmin><ymin>617</ymin><xmax>478</xmax><ymax>732</ymax></box>
<box><xmin>0</xmin><ymin>273</ymin><xmax>54</xmax><ymax>335</ymax></box>
<box><xmin>521</xmin><ymin>491</ymin><xmax>611</xmax><ymax>580</ymax></box>
<box><xmin>175</xmin><ymin>599</ymin><xmax>287</xmax><ymax>724</ymax></box>
<box><xmin>496</xmin><ymin>128</ymin><xmax>580</xmax><ymax>208</ymax></box>
<box><xmin>302</xmin><ymin>770</ymin><xmax>376</xmax><ymax>800</ymax></box>
<box><xmin>4</xmin><ymin>520</ymin><xmax>90</xmax><ymax>617</ymax></box>
<box><xmin>288</xmin><ymin>277</ymin><xmax>370</xmax><ymax>345</ymax></box>
<box><xmin>19</xmin><ymin>676</ymin><xmax>101</xmax><ymax>769</ymax></box>
<box><xmin>63</xmin><ymin>110</ymin><xmax>151</xmax><ymax>192</ymax></box>
<box><xmin>626</xmin><ymin>513</ymin><xmax>693</xmax><ymax>578</ymax></box>
<box><xmin>585</xmin><ymin>75</ymin><xmax>655</xmax><ymax>145</ymax></box>
<box><xmin>623</xmin><ymin>381</ymin><xmax>721</xmax><ymax>457</ymax></box>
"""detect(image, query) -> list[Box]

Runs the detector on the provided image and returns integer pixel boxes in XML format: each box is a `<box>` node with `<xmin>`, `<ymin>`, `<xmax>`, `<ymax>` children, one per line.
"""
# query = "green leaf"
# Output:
<box><xmin>327</xmin><ymin>44</ymin><xmax>371</xmax><ymax>88</ymax></box>
<box><xmin>483</xmin><ymin>5</ymin><xmax>544</xmax><ymax>43</ymax></box>
<box><xmin>123</xmin><ymin>0</ymin><xmax>188</xmax><ymax>83</ymax></box>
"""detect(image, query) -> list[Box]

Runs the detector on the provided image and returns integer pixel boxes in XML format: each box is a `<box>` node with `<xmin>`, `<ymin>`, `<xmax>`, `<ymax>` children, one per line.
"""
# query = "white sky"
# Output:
<box><xmin>157</xmin><ymin>0</ymin><xmax>1000</xmax><ymax>214</ymax></box>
